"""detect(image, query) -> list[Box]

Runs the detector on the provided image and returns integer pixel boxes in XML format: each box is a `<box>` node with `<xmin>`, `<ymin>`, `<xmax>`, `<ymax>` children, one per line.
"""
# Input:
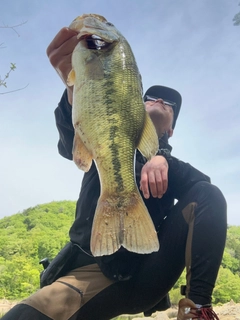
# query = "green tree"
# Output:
<box><xmin>0</xmin><ymin>257</ymin><xmax>40</xmax><ymax>299</ymax></box>
<box><xmin>0</xmin><ymin>202</ymin><xmax>240</xmax><ymax>303</ymax></box>
<box><xmin>213</xmin><ymin>267</ymin><xmax>240</xmax><ymax>304</ymax></box>
<box><xmin>222</xmin><ymin>250</ymin><xmax>240</xmax><ymax>274</ymax></box>
<box><xmin>233</xmin><ymin>3</ymin><xmax>240</xmax><ymax>26</ymax></box>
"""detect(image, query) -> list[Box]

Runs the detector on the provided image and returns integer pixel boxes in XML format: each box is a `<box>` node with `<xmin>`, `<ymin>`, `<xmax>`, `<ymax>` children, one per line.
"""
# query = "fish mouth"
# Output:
<box><xmin>80</xmin><ymin>34</ymin><xmax>111</xmax><ymax>50</ymax></box>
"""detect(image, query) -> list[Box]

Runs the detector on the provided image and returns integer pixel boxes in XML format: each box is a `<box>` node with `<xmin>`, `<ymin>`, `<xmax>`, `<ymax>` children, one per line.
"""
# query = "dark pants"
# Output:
<box><xmin>1</xmin><ymin>182</ymin><xmax>227</xmax><ymax>320</ymax></box>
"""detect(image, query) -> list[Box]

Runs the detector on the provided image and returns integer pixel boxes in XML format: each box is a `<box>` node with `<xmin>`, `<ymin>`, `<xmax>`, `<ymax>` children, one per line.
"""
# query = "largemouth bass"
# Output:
<box><xmin>68</xmin><ymin>14</ymin><xmax>160</xmax><ymax>256</ymax></box>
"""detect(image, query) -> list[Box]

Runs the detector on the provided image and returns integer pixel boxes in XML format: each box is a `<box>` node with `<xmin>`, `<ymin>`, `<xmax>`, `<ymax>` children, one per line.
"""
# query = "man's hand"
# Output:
<box><xmin>46</xmin><ymin>27</ymin><xmax>79</xmax><ymax>105</ymax></box>
<box><xmin>140</xmin><ymin>156</ymin><xmax>169</xmax><ymax>199</ymax></box>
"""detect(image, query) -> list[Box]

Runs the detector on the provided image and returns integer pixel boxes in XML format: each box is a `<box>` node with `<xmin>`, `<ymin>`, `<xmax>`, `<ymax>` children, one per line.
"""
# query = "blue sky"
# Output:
<box><xmin>1</xmin><ymin>0</ymin><xmax>240</xmax><ymax>225</ymax></box>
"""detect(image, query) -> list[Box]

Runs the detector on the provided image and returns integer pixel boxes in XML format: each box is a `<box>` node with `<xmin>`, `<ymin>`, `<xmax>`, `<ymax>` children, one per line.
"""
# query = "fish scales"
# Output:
<box><xmin>68</xmin><ymin>14</ymin><xmax>160</xmax><ymax>256</ymax></box>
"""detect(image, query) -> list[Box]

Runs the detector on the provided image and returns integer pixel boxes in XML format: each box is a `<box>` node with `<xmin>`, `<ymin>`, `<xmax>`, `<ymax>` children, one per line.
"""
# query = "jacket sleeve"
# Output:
<box><xmin>167</xmin><ymin>155</ymin><xmax>211</xmax><ymax>200</ymax></box>
<box><xmin>54</xmin><ymin>89</ymin><xmax>74</xmax><ymax>160</ymax></box>
<box><xmin>53</xmin><ymin>92</ymin><xmax>210</xmax><ymax>201</ymax></box>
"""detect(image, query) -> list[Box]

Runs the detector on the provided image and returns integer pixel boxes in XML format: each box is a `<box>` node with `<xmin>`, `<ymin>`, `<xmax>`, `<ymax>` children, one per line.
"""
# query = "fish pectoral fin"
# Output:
<box><xmin>73</xmin><ymin>132</ymin><xmax>92</xmax><ymax>172</ymax></box>
<box><xmin>67</xmin><ymin>69</ymin><xmax>76</xmax><ymax>86</ymax></box>
<box><xmin>137</xmin><ymin>113</ymin><xmax>159</xmax><ymax>160</ymax></box>
<box><xmin>90</xmin><ymin>192</ymin><xmax>159</xmax><ymax>257</ymax></box>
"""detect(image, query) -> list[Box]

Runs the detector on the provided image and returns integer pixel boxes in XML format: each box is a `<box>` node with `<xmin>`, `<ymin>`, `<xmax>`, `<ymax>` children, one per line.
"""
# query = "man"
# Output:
<box><xmin>2</xmin><ymin>27</ymin><xmax>226</xmax><ymax>320</ymax></box>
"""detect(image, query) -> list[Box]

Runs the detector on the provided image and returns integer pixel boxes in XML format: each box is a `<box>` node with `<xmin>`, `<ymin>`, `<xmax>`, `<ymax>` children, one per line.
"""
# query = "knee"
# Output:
<box><xmin>195</xmin><ymin>181</ymin><xmax>226</xmax><ymax>206</ymax></box>
<box><xmin>192</xmin><ymin>181</ymin><xmax>227</xmax><ymax>224</ymax></box>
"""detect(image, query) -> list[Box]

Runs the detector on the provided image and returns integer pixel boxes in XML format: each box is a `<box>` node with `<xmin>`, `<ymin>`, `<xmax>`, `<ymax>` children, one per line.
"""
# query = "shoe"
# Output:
<box><xmin>177</xmin><ymin>298</ymin><xmax>219</xmax><ymax>320</ymax></box>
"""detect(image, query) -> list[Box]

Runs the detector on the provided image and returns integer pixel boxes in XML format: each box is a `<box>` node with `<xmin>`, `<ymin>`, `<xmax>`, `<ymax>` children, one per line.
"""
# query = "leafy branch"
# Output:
<box><xmin>0</xmin><ymin>21</ymin><xmax>28</xmax><ymax>94</ymax></box>
<box><xmin>0</xmin><ymin>62</ymin><xmax>29</xmax><ymax>94</ymax></box>
<box><xmin>233</xmin><ymin>3</ymin><xmax>240</xmax><ymax>26</ymax></box>
<box><xmin>0</xmin><ymin>63</ymin><xmax>16</xmax><ymax>88</ymax></box>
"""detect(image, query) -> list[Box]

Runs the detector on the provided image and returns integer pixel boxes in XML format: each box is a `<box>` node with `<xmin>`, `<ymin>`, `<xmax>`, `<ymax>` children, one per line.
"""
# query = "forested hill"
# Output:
<box><xmin>0</xmin><ymin>200</ymin><xmax>240</xmax><ymax>304</ymax></box>
<box><xmin>0</xmin><ymin>201</ymin><xmax>75</xmax><ymax>299</ymax></box>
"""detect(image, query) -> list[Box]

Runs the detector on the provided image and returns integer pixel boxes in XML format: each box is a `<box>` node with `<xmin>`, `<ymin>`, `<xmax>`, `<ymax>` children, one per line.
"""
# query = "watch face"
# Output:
<box><xmin>157</xmin><ymin>149</ymin><xmax>171</xmax><ymax>158</ymax></box>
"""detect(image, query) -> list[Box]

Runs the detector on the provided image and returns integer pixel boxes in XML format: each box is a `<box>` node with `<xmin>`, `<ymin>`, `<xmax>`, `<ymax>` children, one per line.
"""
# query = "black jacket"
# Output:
<box><xmin>54</xmin><ymin>90</ymin><xmax>210</xmax><ymax>280</ymax></box>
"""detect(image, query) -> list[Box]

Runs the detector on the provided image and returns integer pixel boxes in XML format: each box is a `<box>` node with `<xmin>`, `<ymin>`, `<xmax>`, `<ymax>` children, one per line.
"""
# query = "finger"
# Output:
<box><xmin>47</xmin><ymin>31</ymin><xmax>80</xmax><ymax>82</ymax></box>
<box><xmin>47</xmin><ymin>37</ymin><xmax>79</xmax><ymax>68</ymax></box>
<box><xmin>161</xmin><ymin>169</ymin><xmax>168</xmax><ymax>194</ymax></box>
<box><xmin>148</xmin><ymin>171</ymin><xmax>158</xmax><ymax>198</ymax></box>
<box><xmin>46</xmin><ymin>27</ymin><xmax>78</xmax><ymax>57</ymax></box>
<box><xmin>155</xmin><ymin>170</ymin><xmax>164</xmax><ymax>198</ymax></box>
<box><xmin>140</xmin><ymin>171</ymin><xmax>150</xmax><ymax>199</ymax></box>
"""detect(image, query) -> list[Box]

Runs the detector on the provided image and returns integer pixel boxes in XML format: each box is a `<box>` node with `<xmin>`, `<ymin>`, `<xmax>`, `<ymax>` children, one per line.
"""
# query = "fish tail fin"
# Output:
<box><xmin>122</xmin><ymin>192</ymin><xmax>160</xmax><ymax>255</ymax></box>
<box><xmin>90</xmin><ymin>192</ymin><xmax>159</xmax><ymax>256</ymax></box>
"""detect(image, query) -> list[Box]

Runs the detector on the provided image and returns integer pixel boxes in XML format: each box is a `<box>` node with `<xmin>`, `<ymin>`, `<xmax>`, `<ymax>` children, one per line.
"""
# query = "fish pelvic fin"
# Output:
<box><xmin>90</xmin><ymin>191</ymin><xmax>159</xmax><ymax>257</ymax></box>
<box><xmin>67</xmin><ymin>69</ymin><xmax>76</xmax><ymax>86</ymax></box>
<box><xmin>137</xmin><ymin>113</ymin><xmax>159</xmax><ymax>160</ymax></box>
<box><xmin>73</xmin><ymin>132</ymin><xmax>92</xmax><ymax>172</ymax></box>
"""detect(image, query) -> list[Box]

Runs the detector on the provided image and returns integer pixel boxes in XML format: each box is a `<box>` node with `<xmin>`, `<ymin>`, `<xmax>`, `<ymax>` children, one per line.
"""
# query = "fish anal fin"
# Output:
<box><xmin>90</xmin><ymin>195</ymin><xmax>121</xmax><ymax>257</ymax></box>
<box><xmin>137</xmin><ymin>113</ymin><xmax>159</xmax><ymax>160</ymax></box>
<box><xmin>73</xmin><ymin>132</ymin><xmax>92</xmax><ymax>172</ymax></box>
<box><xmin>67</xmin><ymin>69</ymin><xmax>76</xmax><ymax>87</ymax></box>
<box><xmin>90</xmin><ymin>192</ymin><xmax>159</xmax><ymax>257</ymax></box>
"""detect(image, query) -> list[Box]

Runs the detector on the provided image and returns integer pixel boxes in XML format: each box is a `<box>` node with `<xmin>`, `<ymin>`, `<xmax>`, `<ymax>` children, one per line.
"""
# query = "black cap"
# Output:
<box><xmin>143</xmin><ymin>85</ymin><xmax>182</xmax><ymax>129</ymax></box>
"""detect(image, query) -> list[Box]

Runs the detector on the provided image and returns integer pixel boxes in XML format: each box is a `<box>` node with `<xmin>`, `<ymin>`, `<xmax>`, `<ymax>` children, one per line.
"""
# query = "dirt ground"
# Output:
<box><xmin>0</xmin><ymin>299</ymin><xmax>17</xmax><ymax>316</ymax></box>
<box><xmin>132</xmin><ymin>300</ymin><xmax>240</xmax><ymax>320</ymax></box>
<box><xmin>1</xmin><ymin>299</ymin><xmax>240</xmax><ymax>319</ymax></box>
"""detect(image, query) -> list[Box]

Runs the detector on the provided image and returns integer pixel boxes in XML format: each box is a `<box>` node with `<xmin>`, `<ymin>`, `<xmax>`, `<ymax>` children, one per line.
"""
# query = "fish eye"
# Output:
<box><xmin>85</xmin><ymin>35</ymin><xmax>110</xmax><ymax>50</ymax></box>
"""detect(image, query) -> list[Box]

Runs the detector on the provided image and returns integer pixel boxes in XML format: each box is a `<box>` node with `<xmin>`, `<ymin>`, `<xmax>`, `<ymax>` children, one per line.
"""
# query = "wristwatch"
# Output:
<box><xmin>156</xmin><ymin>148</ymin><xmax>172</xmax><ymax>160</ymax></box>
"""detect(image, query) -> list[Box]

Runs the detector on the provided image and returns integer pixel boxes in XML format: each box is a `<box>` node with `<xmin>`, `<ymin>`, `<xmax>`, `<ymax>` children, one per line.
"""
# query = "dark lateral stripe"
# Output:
<box><xmin>103</xmin><ymin>77</ymin><xmax>124</xmax><ymax>192</ymax></box>
<box><xmin>109</xmin><ymin>125</ymin><xmax>124</xmax><ymax>192</ymax></box>
<box><xmin>56</xmin><ymin>280</ymin><xmax>83</xmax><ymax>297</ymax></box>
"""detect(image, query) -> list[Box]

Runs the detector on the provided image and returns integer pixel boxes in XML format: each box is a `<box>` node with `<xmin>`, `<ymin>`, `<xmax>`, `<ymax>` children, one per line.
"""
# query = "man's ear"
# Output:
<box><xmin>167</xmin><ymin>128</ymin><xmax>173</xmax><ymax>138</ymax></box>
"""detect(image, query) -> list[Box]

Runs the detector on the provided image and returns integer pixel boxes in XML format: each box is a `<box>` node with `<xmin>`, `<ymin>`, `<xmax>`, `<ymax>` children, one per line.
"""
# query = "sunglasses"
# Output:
<box><xmin>144</xmin><ymin>95</ymin><xmax>177</xmax><ymax>112</ymax></box>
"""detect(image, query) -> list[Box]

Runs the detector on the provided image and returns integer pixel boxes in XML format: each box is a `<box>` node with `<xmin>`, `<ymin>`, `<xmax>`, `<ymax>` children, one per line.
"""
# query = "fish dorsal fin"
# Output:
<box><xmin>137</xmin><ymin>113</ymin><xmax>158</xmax><ymax>160</ymax></box>
<box><xmin>67</xmin><ymin>69</ymin><xmax>76</xmax><ymax>87</ymax></box>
